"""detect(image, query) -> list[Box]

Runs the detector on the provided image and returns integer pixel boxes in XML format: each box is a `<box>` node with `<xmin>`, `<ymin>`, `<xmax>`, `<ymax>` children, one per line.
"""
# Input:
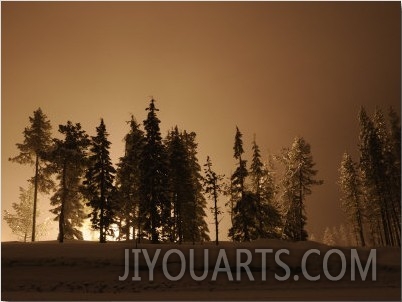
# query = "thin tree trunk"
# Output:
<box><xmin>32</xmin><ymin>154</ymin><xmax>39</xmax><ymax>242</ymax></box>
<box><xmin>213</xmin><ymin>182</ymin><xmax>219</xmax><ymax>246</ymax></box>
<box><xmin>59</xmin><ymin>161</ymin><xmax>67</xmax><ymax>243</ymax></box>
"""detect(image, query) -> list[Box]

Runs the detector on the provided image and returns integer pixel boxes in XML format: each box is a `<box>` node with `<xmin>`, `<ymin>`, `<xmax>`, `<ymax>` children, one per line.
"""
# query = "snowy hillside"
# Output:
<box><xmin>2</xmin><ymin>239</ymin><xmax>400</xmax><ymax>300</ymax></box>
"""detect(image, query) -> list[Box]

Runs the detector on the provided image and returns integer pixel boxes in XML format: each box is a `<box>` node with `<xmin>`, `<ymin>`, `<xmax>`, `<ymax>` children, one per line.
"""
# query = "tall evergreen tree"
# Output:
<box><xmin>115</xmin><ymin>116</ymin><xmax>145</xmax><ymax>241</ymax></box>
<box><xmin>139</xmin><ymin>99</ymin><xmax>169</xmax><ymax>243</ymax></box>
<box><xmin>358</xmin><ymin>107</ymin><xmax>400</xmax><ymax>246</ymax></box>
<box><xmin>228</xmin><ymin>127</ymin><xmax>256</xmax><ymax>242</ymax></box>
<box><xmin>338</xmin><ymin>152</ymin><xmax>365</xmax><ymax>246</ymax></box>
<box><xmin>166</xmin><ymin>128</ymin><xmax>210</xmax><ymax>243</ymax></box>
<box><xmin>203</xmin><ymin>156</ymin><xmax>224</xmax><ymax>245</ymax></box>
<box><xmin>183</xmin><ymin>131</ymin><xmax>210</xmax><ymax>243</ymax></box>
<box><xmin>9</xmin><ymin>108</ymin><xmax>54</xmax><ymax>242</ymax></box>
<box><xmin>83</xmin><ymin>119</ymin><xmax>116</xmax><ymax>243</ymax></box>
<box><xmin>166</xmin><ymin>127</ymin><xmax>192</xmax><ymax>243</ymax></box>
<box><xmin>250</xmin><ymin>137</ymin><xmax>281</xmax><ymax>239</ymax></box>
<box><xmin>278</xmin><ymin>137</ymin><xmax>323</xmax><ymax>241</ymax></box>
<box><xmin>49</xmin><ymin>121</ymin><xmax>90</xmax><ymax>242</ymax></box>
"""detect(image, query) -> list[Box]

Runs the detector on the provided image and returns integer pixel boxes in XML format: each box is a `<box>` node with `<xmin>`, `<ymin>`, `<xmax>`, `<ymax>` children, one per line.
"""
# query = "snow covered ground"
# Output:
<box><xmin>2</xmin><ymin>239</ymin><xmax>400</xmax><ymax>301</ymax></box>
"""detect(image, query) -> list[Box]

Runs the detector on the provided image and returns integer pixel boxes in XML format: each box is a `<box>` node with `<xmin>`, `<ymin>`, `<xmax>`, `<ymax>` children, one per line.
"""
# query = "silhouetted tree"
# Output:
<box><xmin>183</xmin><ymin>131</ymin><xmax>210</xmax><ymax>243</ymax></box>
<box><xmin>203</xmin><ymin>156</ymin><xmax>224</xmax><ymax>245</ymax></box>
<box><xmin>49</xmin><ymin>121</ymin><xmax>90</xmax><ymax>242</ymax></box>
<box><xmin>278</xmin><ymin>137</ymin><xmax>323</xmax><ymax>241</ymax></box>
<box><xmin>250</xmin><ymin>137</ymin><xmax>281</xmax><ymax>238</ymax></box>
<box><xmin>115</xmin><ymin>116</ymin><xmax>145</xmax><ymax>241</ymax></box>
<box><xmin>228</xmin><ymin>127</ymin><xmax>256</xmax><ymax>242</ymax></box>
<box><xmin>139</xmin><ymin>99</ymin><xmax>169</xmax><ymax>243</ymax></box>
<box><xmin>9</xmin><ymin>108</ymin><xmax>54</xmax><ymax>242</ymax></box>
<box><xmin>166</xmin><ymin>128</ymin><xmax>209</xmax><ymax>243</ymax></box>
<box><xmin>83</xmin><ymin>119</ymin><xmax>116</xmax><ymax>243</ymax></box>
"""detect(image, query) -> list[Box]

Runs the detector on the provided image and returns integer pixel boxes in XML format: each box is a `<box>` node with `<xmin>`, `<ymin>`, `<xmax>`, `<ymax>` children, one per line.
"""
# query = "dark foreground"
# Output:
<box><xmin>2</xmin><ymin>240</ymin><xmax>400</xmax><ymax>301</ymax></box>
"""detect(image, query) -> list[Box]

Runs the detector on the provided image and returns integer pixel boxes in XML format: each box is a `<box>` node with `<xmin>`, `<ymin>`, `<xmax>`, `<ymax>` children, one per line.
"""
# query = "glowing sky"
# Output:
<box><xmin>2</xmin><ymin>2</ymin><xmax>400</xmax><ymax>241</ymax></box>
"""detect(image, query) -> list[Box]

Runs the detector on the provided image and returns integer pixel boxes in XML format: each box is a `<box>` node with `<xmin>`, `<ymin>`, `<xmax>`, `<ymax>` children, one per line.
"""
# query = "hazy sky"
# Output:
<box><xmin>2</xmin><ymin>2</ymin><xmax>400</xmax><ymax>242</ymax></box>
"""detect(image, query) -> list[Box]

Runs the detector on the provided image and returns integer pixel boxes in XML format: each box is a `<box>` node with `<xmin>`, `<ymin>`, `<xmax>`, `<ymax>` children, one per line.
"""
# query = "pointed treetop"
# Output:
<box><xmin>234</xmin><ymin>126</ymin><xmax>244</xmax><ymax>159</ymax></box>
<box><xmin>146</xmin><ymin>98</ymin><xmax>159</xmax><ymax>112</ymax></box>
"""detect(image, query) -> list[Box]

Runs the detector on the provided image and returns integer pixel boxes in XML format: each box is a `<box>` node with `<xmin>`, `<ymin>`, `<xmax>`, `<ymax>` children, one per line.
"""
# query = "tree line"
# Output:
<box><xmin>339</xmin><ymin>107</ymin><xmax>400</xmax><ymax>247</ymax></box>
<box><xmin>6</xmin><ymin>100</ymin><xmax>400</xmax><ymax>247</ymax></box>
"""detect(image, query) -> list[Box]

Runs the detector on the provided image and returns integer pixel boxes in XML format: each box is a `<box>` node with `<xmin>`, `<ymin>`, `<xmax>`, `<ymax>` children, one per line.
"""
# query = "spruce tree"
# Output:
<box><xmin>338</xmin><ymin>152</ymin><xmax>365</xmax><ymax>246</ymax></box>
<box><xmin>166</xmin><ymin>127</ymin><xmax>192</xmax><ymax>243</ymax></box>
<box><xmin>9</xmin><ymin>108</ymin><xmax>53</xmax><ymax>242</ymax></box>
<box><xmin>83</xmin><ymin>119</ymin><xmax>116</xmax><ymax>243</ymax></box>
<box><xmin>183</xmin><ymin>131</ymin><xmax>210</xmax><ymax>243</ymax></box>
<box><xmin>49</xmin><ymin>121</ymin><xmax>90</xmax><ymax>242</ymax></box>
<box><xmin>228</xmin><ymin>127</ymin><xmax>256</xmax><ymax>242</ymax></box>
<box><xmin>250</xmin><ymin>137</ymin><xmax>281</xmax><ymax>239</ymax></box>
<box><xmin>278</xmin><ymin>137</ymin><xmax>323</xmax><ymax>241</ymax></box>
<box><xmin>166</xmin><ymin>128</ymin><xmax>210</xmax><ymax>243</ymax></box>
<box><xmin>139</xmin><ymin>99</ymin><xmax>169</xmax><ymax>243</ymax></box>
<box><xmin>203</xmin><ymin>156</ymin><xmax>224</xmax><ymax>245</ymax></box>
<box><xmin>115</xmin><ymin>116</ymin><xmax>145</xmax><ymax>241</ymax></box>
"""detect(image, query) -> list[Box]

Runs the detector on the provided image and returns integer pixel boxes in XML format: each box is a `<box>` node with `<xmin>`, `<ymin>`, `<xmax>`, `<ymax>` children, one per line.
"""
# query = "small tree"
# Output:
<box><xmin>323</xmin><ymin>226</ymin><xmax>335</xmax><ymax>246</ymax></box>
<box><xmin>9</xmin><ymin>108</ymin><xmax>54</xmax><ymax>242</ymax></box>
<box><xmin>203</xmin><ymin>156</ymin><xmax>224</xmax><ymax>245</ymax></box>
<box><xmin>3</xmin><ymin>185</ymin><xmax>49</xmax><ymax>242</ymax></box>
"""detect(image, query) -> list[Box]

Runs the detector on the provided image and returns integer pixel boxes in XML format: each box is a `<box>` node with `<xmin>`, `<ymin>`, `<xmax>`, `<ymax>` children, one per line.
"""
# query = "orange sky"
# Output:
<box><xmin>2</xmin><ymin>2</ymin><xmax>400</xmax><ymax>242</ymax></box>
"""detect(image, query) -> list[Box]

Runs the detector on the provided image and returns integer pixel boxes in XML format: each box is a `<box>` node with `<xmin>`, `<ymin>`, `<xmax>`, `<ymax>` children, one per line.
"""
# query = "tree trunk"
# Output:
<box><xmin>59</xmin><ymin>161</ymin><xmax>67</xmax><ymax>243</ymax></box>
<box><xmin>32</xmin><ymin>154</ymin><xmax>39</xmax><ymax>242</ymax></box>
<box><xmin>213</xmin><ymin>182</ymin><xmax>219</xmax><ymax>246</ymax></box>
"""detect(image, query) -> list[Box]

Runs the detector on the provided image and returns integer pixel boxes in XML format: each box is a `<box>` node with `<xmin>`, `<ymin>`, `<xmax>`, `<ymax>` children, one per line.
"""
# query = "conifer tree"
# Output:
<box><xmin>358</xmin><ymin>107</ymin><xmax>400</xmax><ymax>246</ymax></box>
<box><xmin>203</xmin><ymin>156</ymin><xmax>224</xmax><ymax>245</ymax></box>
<box><xmin>166</xmin><ymin>128</ymin><xmax>210</xmax><ymax>243</ymax></box>
<box><xmin>278</xmin><ymin>137</ymin><xmax>323</xmax><ymax>241</ymax></box>
<box><xmin>3</xmin><ymin>185</ymin><xmax>49</xmax><ymax>242</ymax></box>
<box><xmin>115</xmin><ymin>116</ymin><xmax>145</xmax><ymax>241</ymax></box>
<box><xmin>9</xmin><ymin>108</ymin><xmax>54</xmax><ymax>242</ymax></box>
<box><xmin>83</xmin><ymin>119</ymin><xmax>116</xmax><ymax>243</ymax></box>
<box><xmin>139</xmin><ymin>99</ymin><xmax>169</xmax><ymax>243</ymax></box>
<box><xmin>166</xmin><ymin>127</ymin><xmax>192</xmax><ymax>243</ymax></box>
<box><xmin>49</xmin><ymin>121</ymin><xmax>90</xmax><ymax>242</ymax></box>
<box><xmin>228</xmin><ymin>127</ymin><xmax>256</xmax><ymax>242</ymax></box>
<box><xmin>338</xmin><ymin>152</ymin><xmax>365</xmax><ymax>246</ymax></box>
<box><xmin>322</xmin><ymin>226</ymin><xmax>335</xmax><ymax>246</ymax></box>
<box><xmin>183</xmin><ymin>131</ymin><xmax>210</xmax><ymax>243</ymax></box>
<box><xmin>250</xmin><ymin>137</ymin><xmax>281</xmax><ymax>238</ymax></box>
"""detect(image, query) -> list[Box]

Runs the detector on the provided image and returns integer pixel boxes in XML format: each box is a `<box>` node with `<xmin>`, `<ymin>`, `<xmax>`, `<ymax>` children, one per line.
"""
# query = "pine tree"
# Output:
<box><xmin>358</xmin><ymin>107</ymin><xmax>400</xmax><ymax>246</ymax></box>
<box><xmin>115</xmin><ymin>116</ymin><xmax>145</xmax><ymax>241</ymax></box>
<box><xmin>228</xmin><ymin>127</ymin><xmax>256</xmax><ymax>242</ymax></box>
<box><xmin>203</xmin><ymin>156</ymin><xmax>224</xmax><ymax>245</ymax></box>
<box><xmin>338</xmin><ymin>152</ymin><xmax>365</xmax><ymax>246</ymax></box>
<box><xmin>278</xmin><ymin>137</ymin><xmax>323</xmax><ymax>241</ymax></box>
<box><xmin>166</xmin><ymin>127</ymin><xmax>192</xmax><ymax>243</ymax></box>
<box><xmin>83</xmin><ymin>119</ymin><xmax>116</xmax><ymax>243</ymax></box>
<box><xmin>387</xmin><ymin>107</ymin><xmax>401</xmax><ymax>245</ymax></box>
<box><xmin>139</xmin><ymin>99</ymin><xmax>169</xmax><ymax>243</ymax></box>
<box><xmin>182</xmin><ymin>131</ymin><xmax>210</xmax><ymax>243</ymax></box>
<box><xmin>49</xmin><ymin>121</ymin><xmax>90</xmax><ymax>242</ymax></box>
<box><xmin>9</xmin><ymin>108</ymin><xmax>54</xmax><ymax>242</ymax></box>
<box><xmin>166</xmin><ymin>128</ymin><xmax>210</xmax><ymax>243</ymax></box>
<box><xmin>250</xmin><ymin>137</ymin><xmax>281</xmax><ymax>239</ymax></box>
<box><xmin>3</xmin><ymin>185</ymin><xmax>49</xmax><ymax>242</ymax></box>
